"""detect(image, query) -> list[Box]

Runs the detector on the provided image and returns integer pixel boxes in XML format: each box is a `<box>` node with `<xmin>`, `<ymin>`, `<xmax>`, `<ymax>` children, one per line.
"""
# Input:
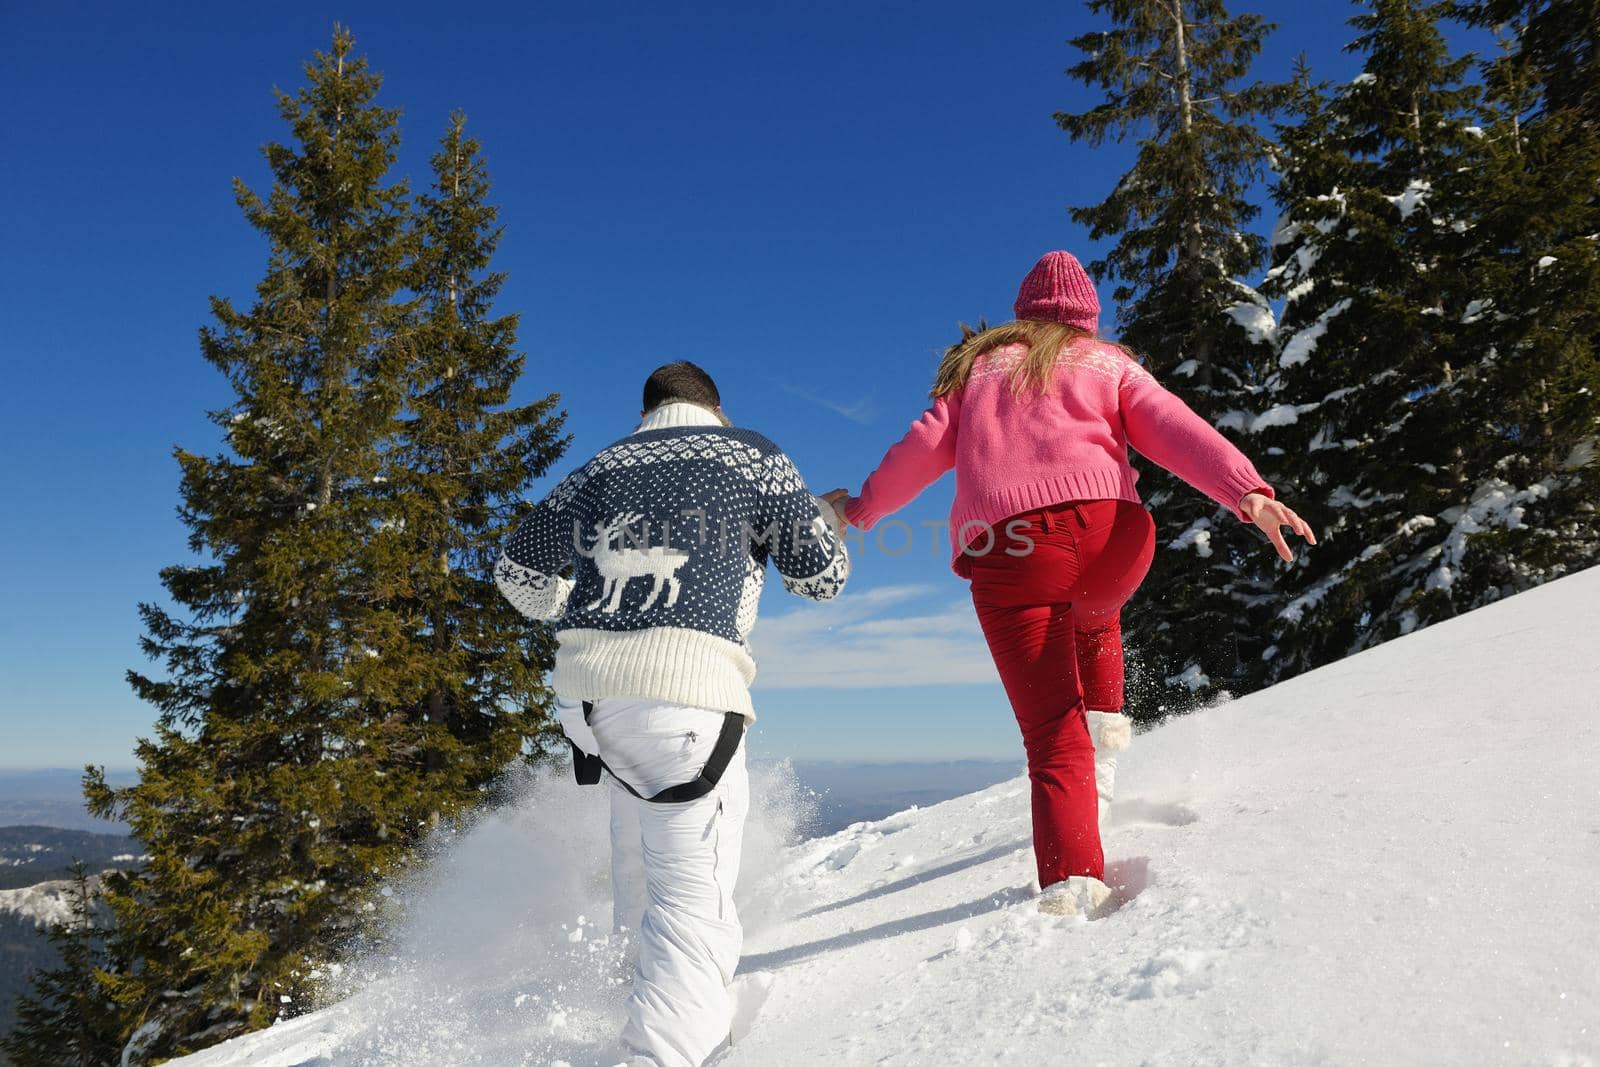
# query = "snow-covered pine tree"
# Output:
<box><xmin>1417</xmin><ymin>3</ymin><xmax>1600</xmax><ymax>607</ymax></box>
<box><xmin>392</xmin><ymin>111</ymin><xmax>570</xmax><ymax>795</ymax></box>
<box><xmin>1056</xmin><ymin>0</ymin><xmax>1289</xmax><ymax>714</ymax></box>
<box><xmin>0</xmin><ymin>865</ymin><xmax>122</xmax><ymax>1067</ymax></box>
<box><xmin>76</xmin><ymin>30</ymin><xmax>560</xmax><ymax>1062</ymax></box>
<box><xmin>1255</xmin><ymin>0</ymin><xmax>1484</xmax><ymax>677</ymax></box>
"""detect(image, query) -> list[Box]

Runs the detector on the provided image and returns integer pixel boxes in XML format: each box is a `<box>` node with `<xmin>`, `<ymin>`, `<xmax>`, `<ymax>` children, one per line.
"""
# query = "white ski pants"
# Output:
<box><xmin>563</xmin><ymin>696</ymin><xmax>749</xmax><ymax>1067</ymax></box>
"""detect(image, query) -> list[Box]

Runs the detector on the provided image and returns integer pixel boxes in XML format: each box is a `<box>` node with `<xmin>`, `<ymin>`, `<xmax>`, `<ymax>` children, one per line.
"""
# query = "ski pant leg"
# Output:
<box><xmin>1074</xmin><ymin>612</ymin><xmax>1126</xmax><ymax>714</ymax></box>
<box><xmin>969</xmin><ymin>509</ymin><xmax>1102</xmax><ymax>888</ymax></box>
<box><xmin>610</xmin><ymin>787</ymin><xmax>648</xmax><ymax>938</ymax></box>
<box><xmin>618</xmin><ymin>748</ymin><xmax>747</xmax><ymax>1067</ymax></box>
<box><xmin>587</xmin><ymin>697</ymin><xmax>748</xmax><ymax>1067</ymax></box>
<box><xmin>1067</xmin><ymin>500</ymin><xmax>1157</xmax><ymax>714</ymax></box>
<box><xmin>1066</xmin><ymin>502</ymin><xmax>1156</xmax><ymax>824</ymax></box>
<box><xmin>976</xmin><ymin>599</ymin><xmax>1102</xmax><ymax>887</ymax></box>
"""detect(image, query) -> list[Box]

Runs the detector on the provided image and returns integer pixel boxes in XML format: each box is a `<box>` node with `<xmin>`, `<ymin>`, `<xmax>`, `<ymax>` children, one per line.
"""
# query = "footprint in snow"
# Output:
<box><xmin>1115</xmin><ymin>946</ymin><xmax>1219</xmax><ymax>999</ymax></box>
<box><xmin>1101</xmin><ymin>856</ymin><xmax>1152</xmax><ymax>914</ymax></box>
<box><xmin>823</xmin><ymin>840</ymin><xmax>863</xmax><ymax>870</ymax></box>
<box><xmin>1108</xmin><ymin>798</ymin><xmax>1199</xmax><ymax>828</ymax></box>
<box><xmin>730</xmin><ymin>971</ymin><xmax>775</xmax><ymax>1042</ymax></box>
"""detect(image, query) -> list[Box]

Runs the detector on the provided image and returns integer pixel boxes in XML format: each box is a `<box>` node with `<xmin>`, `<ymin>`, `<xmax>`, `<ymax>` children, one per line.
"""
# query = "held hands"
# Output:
<box><xmin>820</xmin><ymin>488</ymin><xmax>852</xmax><ymax>527</ymax></box>
<box><xmin>1240</xmin><ymin>491</ymin><xmax>1317</xmax><ymax>562</ymax></box>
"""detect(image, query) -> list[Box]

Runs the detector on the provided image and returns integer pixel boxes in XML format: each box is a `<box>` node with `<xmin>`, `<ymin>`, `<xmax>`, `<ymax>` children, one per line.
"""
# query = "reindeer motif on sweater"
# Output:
<box><xmin>585</xmin><ymin>512</ymin><xmax>691</xmax><ymax>614</ymax></box>
<box><xmin>495</xmin><ymin>403</ymin><xmax>849</xmax><ymax>718</ymax></box>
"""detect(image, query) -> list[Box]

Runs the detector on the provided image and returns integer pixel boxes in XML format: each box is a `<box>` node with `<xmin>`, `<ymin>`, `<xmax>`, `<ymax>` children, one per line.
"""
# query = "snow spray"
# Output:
<box><xmin>305</xmin><ymin>757</ymin><xmax>815</xmax><ymax>1066</ymax></box>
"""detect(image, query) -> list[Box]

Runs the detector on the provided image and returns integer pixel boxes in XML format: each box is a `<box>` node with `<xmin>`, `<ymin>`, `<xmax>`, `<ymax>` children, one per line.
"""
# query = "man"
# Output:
<box><xmin>496</xmin><ymin>361</ymin><xmax>848</xmax><ymax>1067</ymax></box>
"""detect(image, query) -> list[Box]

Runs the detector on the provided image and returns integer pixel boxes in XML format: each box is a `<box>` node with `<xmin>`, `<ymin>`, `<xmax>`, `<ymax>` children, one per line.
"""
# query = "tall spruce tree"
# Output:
<box><xmin>1</xmin><ymin>866</ymin><xmax>121</xmax><ymax>1067</ymax></box>
<box><xmin>76</xmin><ymin>30</ymin><xmax>560</xmax><ymax>1062</ymax></box>
<box><xmin>1056</xmin><ymin>0</ymin><xmax>1289</xmax><ymax>713</ymax></box>
<box><xmin>1424</xmin><ymin>4</ymin><xmax>1600</xmax><ymax>606</ymax></box>
<box><xmin>1455</xmin><ymin>0</ymin><xmax>1600</xmax><ymax>120</ymax></box>
<box><xmin>1255</xmin><ymin>0</ymin><xmax>1485</xmax><ymax>677</ymax></box>
<box><xmin>393</xmin><ymin>111</ymin><xmax>570</xmax><ymax>795</ymax></box>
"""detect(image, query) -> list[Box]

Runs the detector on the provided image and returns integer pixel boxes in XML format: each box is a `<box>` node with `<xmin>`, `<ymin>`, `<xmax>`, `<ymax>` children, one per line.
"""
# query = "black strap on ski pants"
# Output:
<box><xmin>568</xmin><ymin>700</ymin><xmax>745</xmax><ymax>804</ymax></box>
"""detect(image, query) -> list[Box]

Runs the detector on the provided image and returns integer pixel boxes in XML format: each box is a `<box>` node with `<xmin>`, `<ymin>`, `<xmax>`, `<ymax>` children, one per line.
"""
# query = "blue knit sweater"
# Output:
<box><xmin>496</xmin><ymin>402</ymin><xmax>849</xmax><ymax>717</ymax></box>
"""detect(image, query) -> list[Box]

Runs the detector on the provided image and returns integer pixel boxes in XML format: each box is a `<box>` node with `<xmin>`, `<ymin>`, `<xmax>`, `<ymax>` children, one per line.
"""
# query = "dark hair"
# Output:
<box><xmin>643</xmin><ymin>361</ymin><xmax>721</xmax><ymax>413</ymax></box>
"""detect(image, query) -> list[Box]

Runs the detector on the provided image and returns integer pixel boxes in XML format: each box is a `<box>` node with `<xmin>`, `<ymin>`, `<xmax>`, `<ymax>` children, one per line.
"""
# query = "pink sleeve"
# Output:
<box><xmin>844</xmin><ymin>393</ymin><xmax>960</xmax><ymax>530</ymax></box>
<box><xmin>1118</xmin><ymin>364</ymin><xmax>1272</xmax><ymax>520</ymax></box>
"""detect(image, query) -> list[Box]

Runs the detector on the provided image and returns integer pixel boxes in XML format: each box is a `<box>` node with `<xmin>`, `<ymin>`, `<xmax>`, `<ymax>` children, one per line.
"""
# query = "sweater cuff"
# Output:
<box><xmin>495</xmin><ymin>553</ymin><xmax>575</xmax><ymax>620</ymax></box>
<box><xmin>1220</xmin><ymin>467</ymin><xmax>1274</xmax><ymax>521</ymax></box>
<box><xmin>843</xmin><ymin>494</ymin><xmax>883</xmax><ymax>531</ymax></box>
<box><xmin>813</xmin><ymin>493</ymin><xmax>848</xmax><ymax>543</ymax></box>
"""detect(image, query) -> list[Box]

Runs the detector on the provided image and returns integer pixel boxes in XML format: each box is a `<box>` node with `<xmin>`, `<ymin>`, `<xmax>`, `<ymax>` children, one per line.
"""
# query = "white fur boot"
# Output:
<box><xmin>1038</xmin><ymin>875</ymin><xmax>1114</xmax><ymax>918</ymax></box>
<box><xmin>1086</xmin><ymin>710</ymin><xmax>1132</xmax><ymax>826</ymax></box>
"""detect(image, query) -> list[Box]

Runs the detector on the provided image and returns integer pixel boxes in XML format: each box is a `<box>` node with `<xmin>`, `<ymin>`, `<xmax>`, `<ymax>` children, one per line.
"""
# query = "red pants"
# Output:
<box><xmin>967</xmin><ymin>500</ymin><xmax>1156</xmax><ymax>888</ymax></box>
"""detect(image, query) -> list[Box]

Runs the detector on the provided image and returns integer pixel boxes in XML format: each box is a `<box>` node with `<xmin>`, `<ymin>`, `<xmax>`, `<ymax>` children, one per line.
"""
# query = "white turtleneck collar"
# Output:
<box><xmin>636</xmin><ymin>401</ymin><xmax>727</xmax><ymax>433</ymax></box>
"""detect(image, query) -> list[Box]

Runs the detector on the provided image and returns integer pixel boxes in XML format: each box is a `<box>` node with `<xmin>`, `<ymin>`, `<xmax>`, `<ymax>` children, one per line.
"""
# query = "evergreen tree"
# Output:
<box><xmin>392</xmin><ymin>110</ymin><xmax>570</xmax><ymax>795</ymax></box>
<box><xmin>1256</xmin><ymin>0</ymin><xmax>1486</xmax><ymax>676</ymax></box>
<box><xmin>1423</xmin><ymin>5</ymin><xmax>1600</xmax><ymax>608</ymax></box>
<box><xmin>1</xmin><ymin>865</ymin><xmax>121</xmax><ymax>1067</ymax></box>
<box><xmin>76</xmin><ymin>30</ymin><xmax>561</xmax><ymax>1061</ymax></box>
<box><xmin>1056</xmin><ymin>0</ymin><xmax>1289</xmax><ymax>713</ymax></box>
<box><xmin>1454</xmin><ymin>0</ymin><xmax>1600</xmax><ymax>120</ymax></box>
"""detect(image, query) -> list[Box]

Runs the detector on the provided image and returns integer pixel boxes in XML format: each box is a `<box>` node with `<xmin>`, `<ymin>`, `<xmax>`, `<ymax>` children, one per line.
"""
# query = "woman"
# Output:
<box><xmin>825</xmin><ymin>251</ymin><xmax>1315</xmax><ymax>917</ymax></box>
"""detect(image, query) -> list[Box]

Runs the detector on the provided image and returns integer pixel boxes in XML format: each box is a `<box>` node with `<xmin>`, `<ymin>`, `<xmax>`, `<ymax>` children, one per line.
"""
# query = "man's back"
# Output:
<box><xmin>497</xmin><ymin>401</ymin><xmax>849</xmax><ymax>717</ymax></box>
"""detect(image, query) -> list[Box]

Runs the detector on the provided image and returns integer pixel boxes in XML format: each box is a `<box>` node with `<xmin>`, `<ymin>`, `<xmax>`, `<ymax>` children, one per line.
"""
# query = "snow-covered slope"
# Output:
<box><xmin>0</xmin><ymin>877</ymin><xmax>90</xmax><ymax>928</ymax></box>
<box><xmin>173</xmin><ymin>568</ymin><xmax>1600</xmax><ymax>1066</ymax></box>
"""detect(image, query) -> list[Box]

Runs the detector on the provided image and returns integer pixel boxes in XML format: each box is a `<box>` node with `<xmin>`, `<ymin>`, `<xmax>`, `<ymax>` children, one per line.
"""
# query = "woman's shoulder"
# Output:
<box><xmin>1054</xmin><ymin>338</ymin><xmax>1148</xmax><ymax>385</ymax></box>
<box><xmin>972</xmin><ymin>340</ymin><xmax>1031</xmax><ymax>364</ymax></box>
<box><xmin>966</xmin><ymin>341</ymin><xmax>1031</xmax><ymax>386</ymax></box>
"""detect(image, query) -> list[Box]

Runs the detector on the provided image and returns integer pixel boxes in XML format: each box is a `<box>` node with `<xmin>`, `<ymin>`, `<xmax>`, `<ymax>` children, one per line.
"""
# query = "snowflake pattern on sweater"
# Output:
<box><xmin>967</xmin><ymin>340</ymin><xmax>1155</xmax><ymax>387</ymax></box>
<box><xmin>496</xmin><ymin>403</ymin><xmax>848</xmax><ymax>715</ymax></box>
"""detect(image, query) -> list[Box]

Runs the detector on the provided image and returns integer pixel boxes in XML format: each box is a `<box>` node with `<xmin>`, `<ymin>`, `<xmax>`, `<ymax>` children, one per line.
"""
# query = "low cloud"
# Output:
<box><xmin>750</xmin><ymin>584</ymin><xmax>998</xmax><ymax>689</ymax></box>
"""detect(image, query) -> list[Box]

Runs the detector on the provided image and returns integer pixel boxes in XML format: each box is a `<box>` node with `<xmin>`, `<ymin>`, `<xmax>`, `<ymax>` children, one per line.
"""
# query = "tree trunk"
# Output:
<box><xmin>1168</xmin><ymin>0</ymin><xmax>1214</xmax><ymax>386</ymax></box>
<box><xmin>1411</xmin><ymin>92</ymin><xmax>1428</xmax><ymax>178</ymax></box>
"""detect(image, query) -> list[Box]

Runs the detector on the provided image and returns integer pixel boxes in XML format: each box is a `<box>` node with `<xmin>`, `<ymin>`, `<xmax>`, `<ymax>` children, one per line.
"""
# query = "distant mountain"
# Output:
<box><xmin>0</xmin><ymin>827</ymin><xmax>140</xmax><ymax>1062</ymax></box>
<box><xmin>791</xmin><ymin>759</ymin><xmax>1024</xmax><ymax>834</ymax></box>
<box><xmin>0</xmin><ymin>768</ymin><xmax>133</xmax><ymax>833</ymax></box>
<box><xmin>0</xmin><ymin>826</ymin><xmax>139</xmax><ymax>891</ymax></box>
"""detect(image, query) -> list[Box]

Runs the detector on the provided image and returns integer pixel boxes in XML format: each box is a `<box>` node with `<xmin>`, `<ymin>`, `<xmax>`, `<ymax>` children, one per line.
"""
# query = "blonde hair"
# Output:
<box><xmin>931</xmin><ymin>320</ymin><xmax>1137</xmax><ymax>397</ymax></box>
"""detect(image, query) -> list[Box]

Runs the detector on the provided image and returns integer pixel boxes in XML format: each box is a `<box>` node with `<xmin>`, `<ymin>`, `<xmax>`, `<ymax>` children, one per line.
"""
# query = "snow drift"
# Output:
<box><xmin>173</xmin><ymin>567</ymin><xmax>1600</xmax><ymax>1066</ymax></box>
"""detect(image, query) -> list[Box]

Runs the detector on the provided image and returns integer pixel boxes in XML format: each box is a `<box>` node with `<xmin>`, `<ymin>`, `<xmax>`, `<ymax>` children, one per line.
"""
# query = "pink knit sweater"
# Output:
<box><xmin>844</xmin><ymin>341</ymin><xmax>1274</xmax><ymax>573</ymax></box>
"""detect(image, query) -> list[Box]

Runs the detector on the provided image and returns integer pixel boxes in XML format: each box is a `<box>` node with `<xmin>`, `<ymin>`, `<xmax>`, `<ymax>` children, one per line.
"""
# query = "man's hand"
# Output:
<box><xmin>1240</xmin><ymin>491</ymin><xmax>1317</xmax><ymax>563</ymax></box>
<box><xmin>820</xmin><ymin>488</ymin><xmax>851</xmax><ymax>527</ymax></box>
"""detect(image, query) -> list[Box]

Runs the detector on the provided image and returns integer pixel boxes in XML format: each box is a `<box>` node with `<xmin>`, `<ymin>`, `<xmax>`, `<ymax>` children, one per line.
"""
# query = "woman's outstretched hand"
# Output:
<box><xmin>820</xmin><ymin>488</ymin><xmax>852</xmax><ymax>527</ymax></box>
<box><xmin>1240</xmin><ymin>491</ymin><xmax>1317</xmax><ymax>562</ymax></box>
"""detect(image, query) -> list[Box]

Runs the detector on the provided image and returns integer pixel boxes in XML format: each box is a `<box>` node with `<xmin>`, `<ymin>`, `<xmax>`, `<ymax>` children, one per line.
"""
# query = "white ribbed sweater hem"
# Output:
<box><xmin>551</xmin><ymin>626</ymin><xmax>758</xmax><ymax>721</ymax></box>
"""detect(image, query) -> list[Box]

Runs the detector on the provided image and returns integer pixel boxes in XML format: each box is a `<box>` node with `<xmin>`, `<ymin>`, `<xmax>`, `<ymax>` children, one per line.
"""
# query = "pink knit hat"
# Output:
<box><xmin>1013</xmin><ymin>251</ymin><xmax>1100</xmax><ymax>332</ymax></box>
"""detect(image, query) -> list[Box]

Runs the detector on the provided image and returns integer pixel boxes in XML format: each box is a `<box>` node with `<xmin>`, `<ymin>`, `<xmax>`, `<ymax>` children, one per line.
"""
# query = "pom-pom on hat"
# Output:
<box><xmin>1013</xmin><ymin>251</ymin><xmax>1100</xmax><ymax>332</ymax></box>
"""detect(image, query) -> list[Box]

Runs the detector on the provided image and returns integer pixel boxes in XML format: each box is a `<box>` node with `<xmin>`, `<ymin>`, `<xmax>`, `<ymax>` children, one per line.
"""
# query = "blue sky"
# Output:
<box><xmin>0</xmin><ymin>2</ymin><xmax>1487</xmax><ymax>769</ymax></box>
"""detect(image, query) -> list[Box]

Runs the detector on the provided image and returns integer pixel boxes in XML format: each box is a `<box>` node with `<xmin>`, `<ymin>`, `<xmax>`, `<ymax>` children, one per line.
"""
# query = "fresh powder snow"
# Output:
<box><xmin>1280</xmin><ymin>298</ymin><xmax>1354</xmax><ymax>368</ymax></box>
<box><xmin>168</xmin><ymin>567</ymin><xmax>1600</xmax><ymax>1066</ymax></box>
<box><xmin>1224</xmin><ymin>301</ymin><xmax>1278</xmax><ymax>347</ymax></box>
<box><xmin>0</xmin><ymin>879</ymin><xmax>85</xmax><ymax>928</ymax></box>
<box><xmin>1386</xmin><ymin>179</ymin><xmax>1432</xmax><ymax>220</ymax></box>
